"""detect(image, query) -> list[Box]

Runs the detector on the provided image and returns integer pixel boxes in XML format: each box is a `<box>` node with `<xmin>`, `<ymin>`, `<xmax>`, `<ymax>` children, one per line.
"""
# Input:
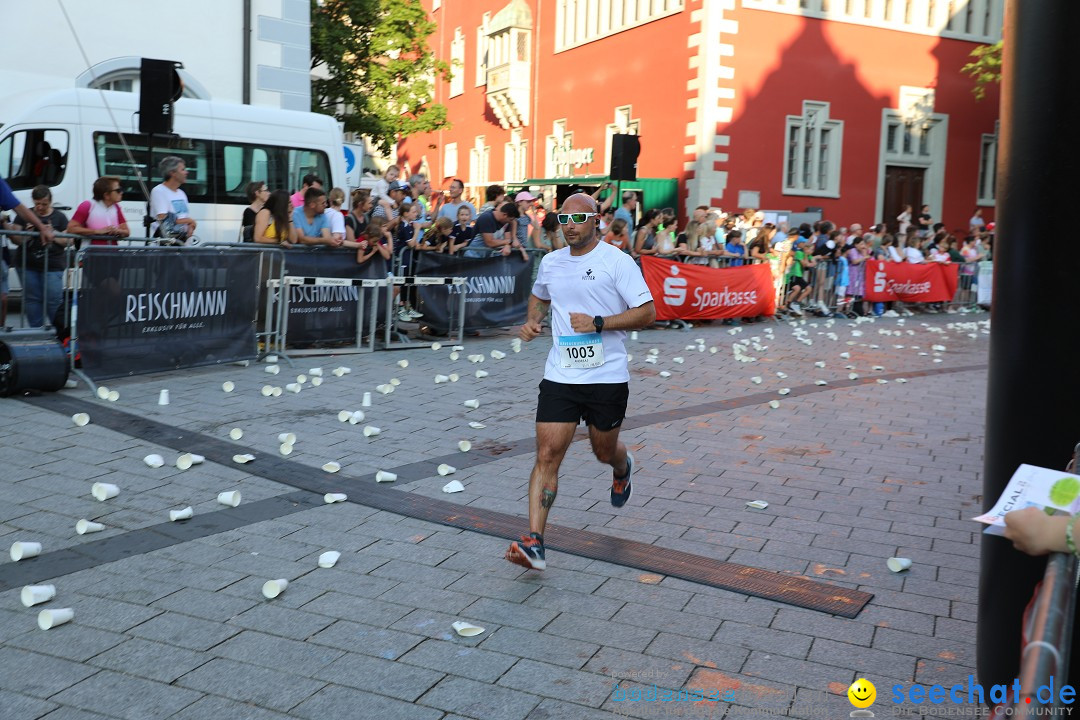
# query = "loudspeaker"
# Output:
<box><xmin>610</xmin><ymin>134</ymin><xmax>640</xmax><ymax>181</ymax></box>
<box><xmin>0</xmin><ymin>337</ymin><xmax>69</xmax><ymax>396</ymax></box>
<box><xmin>138</xmin><ymin>59</ymin><xmax>184</xmax><ymax>135</ymax></box>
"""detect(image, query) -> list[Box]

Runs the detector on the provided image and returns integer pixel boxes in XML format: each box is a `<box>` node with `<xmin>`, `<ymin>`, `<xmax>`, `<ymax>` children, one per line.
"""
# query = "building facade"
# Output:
<box><xmin>398</xmin><ymin>0</ymin><xmax>1001</xmax><ymax>231</ymax></box>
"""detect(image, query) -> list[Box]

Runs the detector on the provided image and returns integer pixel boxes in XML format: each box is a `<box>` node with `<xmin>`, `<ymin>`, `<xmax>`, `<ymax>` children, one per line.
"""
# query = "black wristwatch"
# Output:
<box><xmin>593</xmin><ymin>315</ymin><xmax>605</xmax><ymax>333</ymax></box>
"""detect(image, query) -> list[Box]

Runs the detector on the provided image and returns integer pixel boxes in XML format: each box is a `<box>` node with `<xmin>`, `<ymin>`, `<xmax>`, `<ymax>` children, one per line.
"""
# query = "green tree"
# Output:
<box><xmin>311</xmin><ymin>0</ymin><xmax>450</xmax><ymax>155</ymax></box>
<box><xmin>962</xmin><ymin>40</ymin><xmax>1002</xmax><ymax>101</ymax></box>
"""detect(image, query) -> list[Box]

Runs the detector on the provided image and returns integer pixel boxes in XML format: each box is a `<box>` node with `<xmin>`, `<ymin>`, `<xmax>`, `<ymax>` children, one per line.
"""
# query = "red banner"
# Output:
<box><xmin>641</xmin><ymin>257</ymin><xmax>776</xmax><ymax>320</ymax></box>
<box><xmin>863</xmin><ymin>261</ymin><xmax>959</xmax><ymax>303</ymax></box>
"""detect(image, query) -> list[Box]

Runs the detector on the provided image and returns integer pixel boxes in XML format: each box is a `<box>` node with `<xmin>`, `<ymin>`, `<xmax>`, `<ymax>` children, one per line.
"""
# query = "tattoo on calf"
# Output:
<box><xmin>541</xmin><ymin>488</ymin><xmax>557</xmax><ymax>509</ymax></box>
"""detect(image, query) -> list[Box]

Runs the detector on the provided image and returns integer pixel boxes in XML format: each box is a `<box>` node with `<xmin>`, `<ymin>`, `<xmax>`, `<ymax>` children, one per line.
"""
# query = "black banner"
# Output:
<box><xmin>283</xmin><ymin>250</ymin><xmax>388</xmax><ymax>346</ymax></box>
<box><xmin>414</xmin><ymin>252</ymin><xmax>533</xmax><ymax>332</ymax></box>
<box><xmin>78</xmin><ymin>248</ymin><xmax>260</xmax><ymax>379</ymax></box>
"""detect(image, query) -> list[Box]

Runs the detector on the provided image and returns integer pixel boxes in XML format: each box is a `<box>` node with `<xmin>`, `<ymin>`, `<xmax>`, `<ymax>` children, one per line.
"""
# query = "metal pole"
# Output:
<box><xmin>977</xmin><ymin>0</ymin><xmax>1080</xmax><ymax>692</ymax></box>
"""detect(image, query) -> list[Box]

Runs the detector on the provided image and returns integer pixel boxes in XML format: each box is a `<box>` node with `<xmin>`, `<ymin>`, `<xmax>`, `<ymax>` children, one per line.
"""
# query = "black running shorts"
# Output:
<box><xmin>536</xmin><ymin>379</ymin><xmax>629</xmax><ymax>431</ymax></box>
<box><xmin>786</xmin><ymin>276</ymin><xmax>808</xmax><ymax>291</ymax></box>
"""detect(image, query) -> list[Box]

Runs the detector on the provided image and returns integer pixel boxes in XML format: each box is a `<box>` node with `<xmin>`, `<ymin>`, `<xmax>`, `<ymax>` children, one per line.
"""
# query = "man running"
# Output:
<box><xmin>506</xmin><ymin>193</ymin><xmax>656</xmax><ymax>570</ymax></box>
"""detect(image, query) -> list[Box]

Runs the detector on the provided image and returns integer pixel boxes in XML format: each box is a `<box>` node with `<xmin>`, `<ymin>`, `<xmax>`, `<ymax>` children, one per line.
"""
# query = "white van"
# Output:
<box><xmin>0</xmin><ymin>88</ymin><xmax>347</xmax><ymax>245</ymax></box>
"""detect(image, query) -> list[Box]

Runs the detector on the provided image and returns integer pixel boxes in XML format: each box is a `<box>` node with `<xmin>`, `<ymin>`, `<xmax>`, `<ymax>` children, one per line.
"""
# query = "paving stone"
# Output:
<box><xmin>290</xmin><ymin>684</ymin><xmax>443</xmax><ymax>720</ymax></box>
<box><xmin>480</xmin><ymin>626</ymin><xmax>600</xmax><ymax>669</ymax></box>
<box><xmin>227</xmin><ymin>602</ymin><xmax>336</xmax><ymax>640</ymax></box>
<box><xmin>0</xmin><ymin>646</ymin><xmax>100</xmax><ymax>700</ymax></box>
<box><xmin>770</xmin><ymin>608</ymin><xmax>875</xmax><ymax>646</ymax></box>
<box><xmin>307</xmin><ymin>620</ymin><xmax>425</xmax><ymax>660</ymax></box>
<box><xmin>89</xmin><ymin>638</ymin><xmax>211</xmax><ymax>684</ymax></box>
<box><xmin>0</xmin><ymin>688</ymin><xmax>58</xmax><ymax>720</ymax></box>
<box><xmin>543</xmin><ymin>611</ymin><xmax>659</xmax><ymax>653</ymax></box>
<box><xmin>378</xmin><ymin>582</ymin><xmax>478</xmax><ymax>615</ymax></box>
<box><xmin>419</xmin><ymin>675</ymin><xmax>541</xmax><ymax>720</ymax></box>
<box><xmin>610</xmin><ymin>602</ymin><xmax>721</xmax><ymax>641</ymax></box>
<box><xmin>643</xmin><ymin>632</ymin><xmax>748</xmax><ymax>674</ymax></box>
<box><xmin>8</xmin><ymin>623</ymin><xmax>126</xmax><ymax>663</ymax></box>
<box><xmin>741</xmin><ymin>650</ymin><xmax>854</xmax><ymax>689</ymax></box>
<box><xmin>128</xmin><ymin>611</ymin><xmax>240</xmax><ymax>651</ymax></box>
<box><xmin>168</xmin><ymin>695</ymin><xmax>297</xmax><ymax>720</ymax></box>
<box><xmin>176</xmin><ymin>658</ymin><xmax>325</xmax><ymax>711</ymax></box>
<box><xmin>149</xmin><ymin>587</ymin><xmax>259</xmax><ymax>622</ymax></box>
<box><xmin>463</xmin><ymin>596</ymin><xmax>558</xmax><ymax>632</ymax></box>
<box><xmin>809</xmin><ymin>637</ymin><xmax>918</xmax><ymax>681</ymax></box>
<box><xmin>523</xmin><ymin>585</ymin><xmax>624</xmax><ymax>621</ymax></box>
<box><xmin>312</xmin><ymin>651</ymin><xmax>444</xmax><ymax>701</ymax></box>
<box><xmin>369</xmin><ymin>558</ymin><xmax>465</xmax><ymax>589</ymax></box>
<box><xmin>526</xmin><ymin>698</ymin><xmax>628</xmax><ymax>719</ymax></box>
<box><xmin>398</xmin><ymin>638</ymin><xmax>518</xmax><ymax>683</ymax></box>
<box><xmin>301</xmin><ymin>591</ymin><xmax>413</xmax><ymax>628</ymax></box>
<box><xmin>499</xmin><ymin>658</ymin><xmax>614</xmax><ymax>707</ymax></box>
<box><xmin>212</xmin><ymin>630</ymin><xmax>344</xmax><ymax>676</ymax></box>
<box><xmin>50</xmin><ymin>670</ymin><xmax>203</xmax><ymax>720</ymax></box>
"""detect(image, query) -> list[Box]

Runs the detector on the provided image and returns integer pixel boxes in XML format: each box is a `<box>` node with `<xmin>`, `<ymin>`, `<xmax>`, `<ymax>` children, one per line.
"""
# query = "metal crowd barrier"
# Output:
<box><xmin>1010</xmin><ymin>444</ymin><xmax>1080</xmax><ymax>717</ymax></box>
<box><xmin>0</xmin><ymin>228</ymin><xmax>83</xmax><ymax>331</ymax></box>
<box><xmin>382</xmin><ymin>274</ymin><xmax>468</xmax><ymax>350</ymax></box>
<box><xmin>199</xmin><ymin>242</ymin><xmax>287</xmax><ymax>361</ymax></box>
<box><xmin>269</xmin><ymin>274</ymin><xmax>388</xmax><ymax>357</ymax></box>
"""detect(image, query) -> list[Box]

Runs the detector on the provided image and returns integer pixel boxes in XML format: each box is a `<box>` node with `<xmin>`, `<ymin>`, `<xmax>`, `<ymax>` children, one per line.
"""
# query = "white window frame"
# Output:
<box><xmin>545</xmin><ymin>120</ymin><xmax>570</xmax><ymax>178</ymax></box>
<box><xmin>449</xmin><ymin>28</ymin><xmax>465</xmax><ymax>98</ymax></box>
<box><xmin>977</xmin><ymin>120</ymin><xmax>998</xmax><ymax>206</ymax></box>
<box><xmin>504</xmin><ymin>128</ymin><xmax>528</xmax><ymax>183</ymax></box>
<box><xmin>555</xmin><ymin>0</ymin><xmax>685</xmax><ymax>52</ymax></box>
<box><xmin>783</xmin><ymin>101</ymin><xmax>843</xmax><ymax>198</ymax></box>
<box><xmin>604</xmin><ymin>105</ymin><xmax>641</xmax><ymax>176</ymax></box>
<box><xmin>469</xmin><ymin>136</ymin><xmax>490</xmax><ymax>185</ymax></box>
<box><xmin>475</xmin><ymin>13</ymin><xmax>491</xmax><ymax>87</ymax></box>
<box><xmin>444</xmin><ymin>142</ymin><xmax>458</xmax><ymax>179</ymax></box>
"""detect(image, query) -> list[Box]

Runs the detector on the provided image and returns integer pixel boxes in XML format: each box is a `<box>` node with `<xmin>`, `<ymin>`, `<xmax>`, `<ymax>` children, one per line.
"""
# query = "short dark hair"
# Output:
<box><xmin>304</xmin><ymin>186</ymin><xmax>327</xmax><ymax>204</ymax></box>
<box><xmin>497</xmin><ymin>202</ymin><xmax>520</xmax><ymax>219</ymax></box>
<box><xmin>485</xmin><ymin>184</ymin><xmax>505</xmax><ymax>202</ymax></box>
<box><xmin>92</xmin><ymin>176</ymin><xmax>120</xmax><ymax>201</ymax></box>
<box><xmin>302</xmin><ymin>174</ymin><xmax>323</xmax><ymax>188</ymax></box>
<box><xmin>450</xmin><ymin>178</ymin><xmax>465</xmax><ymax>190</ymax></box>
<box><xmin>31</xmin><ymin>184</ymin><xmax>51</xmax><ymax>201</ymax></box>
<box><xmin>245</xmin><ymin>180</ymin><xmax>267</xmax><ymax>203</ymax></box>
<box><xmin>727</xmin><ymin>230</ymin><xmax>742</xmax><ymax>240</ymax></box>
<box><xmin>621</xmin><ymin>192</ymin><xmax>635</xmax><ymax>203</ymax></box>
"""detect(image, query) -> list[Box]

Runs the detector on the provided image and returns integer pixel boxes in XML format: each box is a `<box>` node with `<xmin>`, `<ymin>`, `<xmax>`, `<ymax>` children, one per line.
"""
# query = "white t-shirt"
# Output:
<box><xmin>904</xmin><ymin>246</ymin><xmax>924</xmax><ymax>263</ymax></box>
<box><xmin>325</xmin><ymin>208</ymin><xmax>345</xmax><ymax>238</ymax></box>
<box><xmin>150</xmin><ymin>184</ymin><xmax>191</xmax><ymax>235</ymax></box>
<box><xmin>532</xmin><ymin>240</ymin><xmax>653</xmax><ymax>385</ymax></box>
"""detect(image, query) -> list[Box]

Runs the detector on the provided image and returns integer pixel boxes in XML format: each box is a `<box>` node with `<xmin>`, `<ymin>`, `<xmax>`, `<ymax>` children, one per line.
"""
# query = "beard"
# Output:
<box><xmin>564</xmin><ymin>224</ymin><xmax>596</xmax><ymax>249</ymax></box>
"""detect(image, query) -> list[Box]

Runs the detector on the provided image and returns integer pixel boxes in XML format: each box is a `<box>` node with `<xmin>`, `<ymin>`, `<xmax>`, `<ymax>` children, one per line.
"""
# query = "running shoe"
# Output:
<box><xmin>506</xmin><ymin>534</ymin><xmax>546</xmax><ymax>570</ymax></box>
<box><xmin>407</xmin><ymin>308</ymin><xmax>424</xmax><ymax>319</ymax></box>
<box><xmin>611</xmin><ymin>452</ymin><xmax>634</xmax><ymax>508</ymax></box>
<box><xmin>396</xmin><ymin>309</ymin><xmax>414</xmax><ymax>323</ymax></box>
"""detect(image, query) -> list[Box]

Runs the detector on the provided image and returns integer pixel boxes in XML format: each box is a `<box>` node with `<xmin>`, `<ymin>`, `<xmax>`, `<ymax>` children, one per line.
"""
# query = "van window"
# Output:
<box><xmin>0</xmin><ymin>129</ymin><xmax>70</xmax><ymax>189</ymax></box>
<box><xmin>217</xmin><ymin>142</ymin><xmax>330</xmax><ymax>204</ymax></box>
<box><xmin>93</xmin><ymin>132</ymin><xmax>211</xmax><ymax>203</ymax></box>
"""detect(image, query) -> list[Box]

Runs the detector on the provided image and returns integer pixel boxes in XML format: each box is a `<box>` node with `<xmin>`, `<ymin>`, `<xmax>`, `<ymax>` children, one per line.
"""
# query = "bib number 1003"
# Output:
<box><xmin>565</xmin><ymin>346</ymin><xmax>595</xmax><ymax>360</ymax></box>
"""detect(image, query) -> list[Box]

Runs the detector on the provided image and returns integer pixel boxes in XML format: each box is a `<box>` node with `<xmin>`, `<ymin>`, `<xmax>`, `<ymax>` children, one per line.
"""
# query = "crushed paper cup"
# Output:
<box><xmin>169</xmin><ymin>506</ymin><xmax>194</xmax><ymax>522</ymax></box>
<box><xmin>350</xmin><ymin>411</ymin><xmax>365</xmax><ymax>424</ymax></box>
<box><xmin>262</xmin><ymin>579</ymin><xmax>288</xmax><ymax>599</ymax></box>
<box><xmin>72</xmin><ymin>413</ymin><xmax>90</xmax><ymax>427</ymax></box>
<box><xmin>265</xmin><ymin>355</ymin><xmax>279</xmax><ymax>363</ymax></box>
<box><xmin>271</xmin><ymin>387</ymin><xmax>283</xmax><ymax>397</ymax></box>
<box><xmin>10</xmin><ymin>541</ymin><xmax>42</xmax><ymax>561</ymax></box>
<box><xmin>338</xmin><ymin>410</ymin><xmax>352</xmax><ymax>422</ymax></box>
<box><xmin>872</xmin><ymin>365</ymin><xmax>885</xmax><ymax>371</ymax></box>
<box><xmin>376</xmin><ymin>384</ymin><xmax>394</xmax><ymax>394</ymax></box>
<box><xmin>390</xmin><ymin>378</ymin><xmax>401</xmax><ymax>386</ymax></box>
<box><xmin>222</xmin><ymin>381</ymin><xmax>235</xmax><ymax>392</ymax></box>
<box><xmin>318</xmin><ymin>551</ymin><xmax>341</xmax><ymax>568</ymax></box>
<box><xmin>309</xmin><ymin>367</ymin><xmax>323</xmax><ymax>377</ymax></box>
<box><xmin>278</xmin><ymin>433</ymin><xmax>297</xmax><ymax>445</ymax></box>
<box><xmin>217</xmin><ymin>491</ymin><xmax>242</xmax><ymax>507</ymax></box>
<box><xmin>311</xmin><ymin>377</ymin><xmax>323</xmax><ymax>387</ymax></box>
<box><xmin>96</xmin><ymin>386</ymin><xmax>110</xmax><ymax>400</ymax></box>
<box><xmin>233</xmin><ymin>454</ymin><xmax>256</xmax><ymax>464</ymax></box>
<box><xmin>475</xmin><ymin>370</ymin><xmax>489</xmax><ymax>379</ymax></box>
<box><xmin>397</xmin><ymin>360</ymin><xmax>409</xmax><ymax>368</ymax></box>
<box><xmin>767</xmin><ymin>400</ymin><xmax>780</xmax><ymax>409</ymax></box>
<box><xmin>887</xmin><ymin>557</ymin><xmax>913</xmax><ymax>572</ymax></box>
<box><xmin>76</xmin><ymin>519</ymin><xmax>104</xmax><ymax>535</ymax></box>
<box><xmin>463</xmin><ymin>399</ymin><xmax>480</xmax><ymax>409</ymax></box>
<box><xmin>437</xmin><ymin>464</ymin><xmax>456</xmax><ymax>476</ymax></box>
<box><xmin>814</xmin><ymin>379</ymin><xmax>828</xmax><ymax>386</ymax></box>
<box><xmin>144</xmin><ymin>454</ymin><xmax>165</xmax><ymax>469</ymax></box>
<box><xmin>363</xmin><ymin>426</ymin><xmax>381</xmax><ymax>437</ymax></box>
<box><xmin>38</xmin><ymin>608</ymin><xmax>74</xmax><ymax>630</ymax></box>
<box><xmin>261</xmin><ymin>385</ymin><xmax>274</xmax><ymax>397</ymax></box>
<box><xmin>92</xmin><ymin>482</ymin><xmax>120</xmax><ymax>501</ymax></box>
<box><xmin>451</xmin><ymin>621</ymin><xmax>485</xmax><ymax>637</ymax></box>
<box><xmin>848</xmin><ymin>373</ymin><xmax>859</xmax><ymax>380</ymax></box>
<box><xmin>778</xmin><ymin>388</ymin><xmax>791</xmax><ymax>396</ymax></box>
<box><xmin>332</xmin><ymin>367</ymin><xmax>347</xmax><ymax>377</ymax></box>
<box><xmin>468</xmin><ymin>422</ymin><xmax>486</xmax><ymax>429</ymax></box>
<box><xmin>279</xmin><ymin>443</ymin><xmax>293</xmax><ymax>456</ymax></box>
<box><xmin>452</xmin><ymin>345</ymin><xmax>465</xmax><ymax>352</ymax></box>
<box><xmin>264</xmin><ymin>365</ymin><xmax>280</xmax><ymax>375</ymax></box>
<box><xmin>175</xmin><ymin>453</ymin><xmax>196</xmax><ymax>470</ymax></box>
<box><xmin>468</xmin><ymin>354</ymin><xmax>485</xmax><ymax>363</ymax></box>
<box><xmin>21</xmin><ymin>584</ymin><xmax>56</xmax><ymax>607</ymax></box>
<box><xmin>897</xmin><ymin>378</ymin><xmax>908</xmax><ymax>383</ymax></box>
<box><xmin>323</xmin><ymin>463</ymin><xmax>342</xmax><ymax>474</ymax></box>
<box><xmin>877</xmin><ymin>379</ymin><xmax>889</xmax><ymax>384</ymax></box>
<box><xmin>442</xmin><ymin>480</ymin><xmax>465</xmax><ymax>494</ymax></box>
<box><xmin>449</xmin><ymin>373</ymin><xmax>459</xmax><ymax>382</ymax></box>
<box><xmin>814</xmin><ymin>361</ymin><xmax>826</xmax><ymax>368</ymax></box>
<box><xmin>490</xmin><ymin>350</ymin><xmax>506</xmax><ymax>360</ymax></box>
<box><xmin>324</xmin><ymin>492</ymin><xmax>347</xmax><ymax>503</ymax></box>
<box><xmin>659</xmin><ymin>371</ymin><xmax>672</xmax><ymax>378</ymax></box>
<box><xmin>746</xmin><ymin>500</ymin><xmax>769</xmax><ymax>510</ymax></box>
<box><xmin>839</xmin><ymin>352</ymin><xmax>850</xmax><ymax>359</ymax></box>
<box><xmin>458</xmin><ymin>440</ymin><xmax>472</xmax><ymax>452</ymax></box>
<box><xmin>229</xmin><ymin>428</ymin><xmax>244</xmax><ymax>440</ymax></box>
<box><xmin>285</xmin><ymin>383</ymin><xmax>302</xmax><ymax>393</ymax></box>
<box><xmin>233</xmin><ymin>360</ymin><xmax>250</xmax><ymax>367</ymax></box>
<box><xmin>375</xmin><ymin>470</ymin><xmax>397</xmax><ymax>482</ymax></box>
<box><xmin>431</xmin><ymin>342</ymin><xmax>442</xmax><ymax>351</ymax></box>
<box><xmin>362</xmin><ymin>392</ymin><xmax>372</xmax><ymax>407</ymax></box>
<box><xmin>672</xmin><ymin>357</ymin><xmax>684</xmax><ymax>364</ymax></box>
<box><xmin>751</xmin><ymin>377</ymin><xmax>762</xmax><ymax>384</ymax></box>
<box><xmin>434</xmin><ymin>374</ymin><xmax>450</xmax><ymax>384</ymax></box>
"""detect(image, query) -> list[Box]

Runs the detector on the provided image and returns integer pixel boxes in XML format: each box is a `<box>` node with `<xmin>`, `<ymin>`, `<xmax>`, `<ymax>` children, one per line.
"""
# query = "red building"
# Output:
<box><xmin>398</xmin><ymin>0</ymin><xmax>1001</xmax><ymax>232</ymax></box>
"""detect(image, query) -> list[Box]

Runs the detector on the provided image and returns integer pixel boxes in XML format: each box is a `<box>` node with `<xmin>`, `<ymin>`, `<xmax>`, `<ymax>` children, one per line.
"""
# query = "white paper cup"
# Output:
<box><xmin>458</xmin><ymin>440</ymin><xmax>472</xmax><ymax>452</ymax></box>
<box><xmin>157</xmin><ymin>389</ymin><xmax>169</xmax><ymax>405</ymax></box>
<box><xmin>434</xmin><ymin>374</ymin><xmax>449</xmax><ymax>384</ymax></box>
<box><xmin>431</xmin><ymin>342</ymin><xmax>442</xmax><ymax>351</ymax></box>
<box><xmin>376</xmin><ymin>384</ymin><xmax>393</xmax><ymax>395</ymax></box>
<box><xmin>279</xmin><ymin>443</ymin><xmax>293</xmax><ymax>456</ymax></box>
<box><xmin>437</xmin><ymin>464</ymin><xmax>456</xmax><ymax>476</ymax></box>
<box><xmin>144</xmin><ymin>454</ymin><xmax>165</xmax><ymax>468</ymax></box>
<box><xmin>175</xmin><ymin>453</ymin><xmax>195</xmax><ymax>470</ymax></box>
<box><xmin>309</xmin><ymin>367</ymin><xmax>323</xmax><ymax>376</ymax></box>
<box><xmin>389</xmin><ymin>378</ymin><xmax>401</xmax><ymax>386</ymax></box>
<box><xmin>232</xmin><ymin>454</ymin><xmax>255</xmax><ymax>464</ymax></box>
<box><xmin>38</xmin><ymin>608</ymin><xmax>74</xmax><ymax>630</ymax></box>
<box><xmin>768</xmin><ymin>400</ymin><xmax>780</xmax><ymax>409</ymax></box>
<box><xmin>463</xmin><ymin>399</ymin><xmax>480</xmax><ymax>409</ymax></box>
<box><xmin>222</xmin><ymin>381</ymin><xmax>235</xmax><ymax>392</ymax></box>
<box><xmin>630</xmin><ymin>331</ymin><xmax>639</xmax><ymax>340</ymax></box>
<box><xmin>265</xmin><ymin>365</ymin><xmax>280</xmax><ymax>375</ymax></box>
<box><xmin>92</xmin><ymin>482</ymin><xmax>120</xmax><ymax>501</ymax></box>
<box><xmin>338</xmin><ymin>410</ymin><xmax>352</xmax><ymax>422</ymax></box>
<box><xmin>349</xmin><ymin>411</ymin><xmax>365</xmax><ymax>424</ymax></box>
<box><xmin>363</xmin><ymin>426</ymin><xmax>381</xmax><ymax>437</ymax></box>
<box><xmin>475</xmin><ymin>370</ymin><xmax>488</xmax><ymax>379</ymax></box>
<box><xmin>452</xmin><ymin>345</ymin><xmax>465</xmax><ymax>351</ymax></box>
<box><xmin>189</xmin><ymin>454</ymin><xmax>205</xmax><ymax>465</ymax></box>
<box><xmin>271</xmin><ymin>387</ymin><xmax>283</xmax><ymax>397</ymax></box>
<box><xmin>262</xmin><ymin>578</ymin><xmax>288</xmax><ymax>599</ymax></box>
<box><xmin>169</xmin><ymin>506</ymin><xmax>194</xmax><ymax>521</ymax></box>
<box><xmin>229</xmin><ymin>428</ymin><xmax>244</xmax><ymax>440</ymax></box>
<box><xmin>107</xmin><ymin>390</ymin><xmax>120</xmax><ymax>402</ymax></box>
<box><xmin>322</xmin><ymin>463</ymin><xmax>342</xmax><ymax>474</ymax></box>
<box><xmin>659</xmin><ymin>371</ymin><xmax>672</xmax><ymax>378</ymax></box>
<box><xmin>323</xmin><ymin>491</ymin><xmax>347</xmax><ymax>502</ymax></box>
<box><xmin>318</xmin><ymin>551</ymin><xmax>341</xmax><ymax>568</ymax></box>
<box><xmin>442</xmin><ymin>480</ymin><xmax>465</xmax><ymax>493</ymax></box>
<box><xmin>362</xmin><ymin>392</ymin><xmax>372</xmax><ymax>407</ymax></box>
<box><xmin>490</xmin><ymin>350</ymin><xmax>506</xmax><ymax>359</ymax></box>
<box><xmin>265</xmin><ymin>355</ymin><xmax>279</xmax><ymax>363</ymax></box>
<box><xmin>76</xmin><ymin>519</ymin><xmax>104</xmax><ymax>535</ymax></box>
<box><xmin>451</xmin><ymin>621</ymin><xmax>485</xmax><ymax>637</ymax></box>
<box><xmin>449</xmin><ymin>352</ymin><xmax>460</xmax><ymax>361</ymax></box>
<box><xmin>72</xmin><ymin>413</ymin><xmax>90</xmax><ymax>427</ymax></box>
<box><xmin>217</xmin><ymin>491</ymin><xmax>242</xmax><ymax>507</ymax></box>
<box><xmin>375</xmin><ymin>470</ymin><xmax>397</xmax><ymax>482</ymax></box>
<box><xmin>278</xmin><ymin>433</ymin><xmax>297</xmax><ymax>445</ymax></box>
<box><xmin>887</xmin><ymin>557</ymin><xmax>913</xmax><ymax>572</ymax></box>
<box><xmin>311</xmin><ymin>377</ymin><xmax>323</xmax><ymax>387</ymax></box>
<box><xmin>397</xmin><ymin>359</ymin><xmax>409</xmax><ymax>368</ymax></box>
<box><xmin>296</xmin><ymin>374</ymin><xmax>307</xmax><ymax>384</ymax></box>
<box><xmin>468</xmin><ymin>354</ymin><xmax>484</xmax><ymax>363</ymax></box>
<box><xmin>261</xmin><ymin>385</ymin><xmax>274</xmax><ymax>397</ymax></box>
<box><xmin>449</xmin><ymin>373</ymin><xmax>459</xmax><ymax>382</ymax></box>
<box><xmin>10</xmin><ymin>541</ymin><xmax>42</xmax><ymax>561</ymax></box>
<box><xmin>21</xmin><ymin>584</ymin><xmax>56</xmax><ymax>607</ymax></box>
<box><xmin>468</xmin><ymin>421</ymin><xmax>486</xmax><ymax>429</ymax></box>
<box><xmin>285</xmin><ymin>383</ymin><xmax>302</xmax><ymax>393</ymax></box>
<box><xmin>96</xmin><ymin>386</ymin><xmax>110</xmax><ymax>399</ymax></box>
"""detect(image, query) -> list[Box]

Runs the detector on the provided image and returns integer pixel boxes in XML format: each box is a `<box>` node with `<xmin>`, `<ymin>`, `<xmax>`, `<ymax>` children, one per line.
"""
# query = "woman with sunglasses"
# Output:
<box><xmin>505</xmin><ymin>193</ymin><xmax>656</xmax><ymax>572</ymax></box>
<box><xmin>68</xmin><ymin>176</ymin><xmax>130</xmax><ymax>245</ymax></box>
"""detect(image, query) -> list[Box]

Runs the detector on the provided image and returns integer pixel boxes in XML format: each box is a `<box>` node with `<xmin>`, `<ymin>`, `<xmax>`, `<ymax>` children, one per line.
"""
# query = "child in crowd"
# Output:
<box><xmin>448</xmin><ymin>205</ymin><xmax>474</xmax><ymax>254</ymax></box>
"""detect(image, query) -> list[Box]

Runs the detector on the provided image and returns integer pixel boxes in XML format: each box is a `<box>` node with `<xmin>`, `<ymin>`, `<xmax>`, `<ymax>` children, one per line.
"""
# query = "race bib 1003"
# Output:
<box><xmin>557</xmin><ymin>333</ymin><xmax>605</xmax><ymax>369</ymax></box>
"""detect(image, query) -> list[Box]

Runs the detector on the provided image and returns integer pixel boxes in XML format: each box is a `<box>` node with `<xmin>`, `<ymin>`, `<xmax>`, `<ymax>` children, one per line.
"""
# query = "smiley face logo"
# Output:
<box><xmin>848</xmin><ymin>678</ymin><xmax>876</xmax><ymax>708</ymax></box>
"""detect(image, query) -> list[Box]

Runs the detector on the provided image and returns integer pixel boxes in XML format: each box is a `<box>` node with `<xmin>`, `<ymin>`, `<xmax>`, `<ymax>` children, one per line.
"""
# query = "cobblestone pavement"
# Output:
<box><xmin>0</xmin><ymin>311</ymin><xmax>991</xmax><ymax>720</ymax></box>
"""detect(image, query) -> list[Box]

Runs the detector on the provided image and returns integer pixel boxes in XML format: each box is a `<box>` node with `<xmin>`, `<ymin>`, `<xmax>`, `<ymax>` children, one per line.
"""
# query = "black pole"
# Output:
<box><xmin>144</xmin><ymin>133</ymin><xmax>154</xmax><ymax>244</ymax></box>
<box><xmin>978</xmin><ymin>0</ymin><xmax>1080</xmax><ymax>691</ymax></box>
<box><xmin>242</xmin><ymin>0</ymin><xmax>252</xmax><ymax>105</ymax></box>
